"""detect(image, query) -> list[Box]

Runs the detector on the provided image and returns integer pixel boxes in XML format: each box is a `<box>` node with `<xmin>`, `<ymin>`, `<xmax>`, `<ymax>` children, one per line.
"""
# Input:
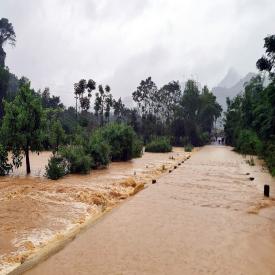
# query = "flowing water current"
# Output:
<box><xmin>24</xmin><ymin>145</ymin><xmax>275</xmax><ymax>275</ymax></box>
<box><xmin>0</xmin><ymin>148</ymin><xmax>187</xmax><ymax>274</ymax></box>
<box><xmin>1</xmin><ymin>146</ymin><xmax>275</xmax><ymax>274</ymax></box>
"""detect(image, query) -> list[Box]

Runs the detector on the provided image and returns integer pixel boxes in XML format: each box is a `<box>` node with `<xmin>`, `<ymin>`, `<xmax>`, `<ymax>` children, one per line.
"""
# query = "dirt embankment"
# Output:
<box><xmin>0</xmin><ymin>148</ymin><xmax>189</xmax><ymax>274</ymax></box>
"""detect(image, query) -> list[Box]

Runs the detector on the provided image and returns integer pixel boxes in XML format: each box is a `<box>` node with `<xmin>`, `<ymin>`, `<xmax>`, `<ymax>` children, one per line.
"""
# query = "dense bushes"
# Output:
<box><xmin>184</xmin><ymin>144</ymin><xmax>193</xmax><ymax>152</ymax></box>
<box><xmin>132</xmin><ymin>135</ymin><xmax>143</xmax><ymax>158</ymax></box>
<box><xmin>101</xmin><ymin>123</ymin><xmax>143</xmax><ymax>161</ymax></box>
<box><xmin>0</xmin><ymin>145</ymin><xmax>12</xmax><ymax>176</ymax></box>
<box><xmin>60</xmin><ymin>145</ymin><xmax>92</xmax><ymax>174</ymax></box>
<box><xmin>145</xmin><ymin>137</ymin><xmax>172</xmax><ymax>153</ymax></box>
<box><xmin>264</xmin><ymin>142</ymin><xmax>275</xmax><ymax>176</ymax></box>
<box><xmin>45</xmin><ymin>123</ymin><xmax>143</xmax><ymax>179</ymax></box>
<box><xmin>45</xmin><ymin>155</ymin><xmax>69</xmax><ymax>180</ymax></box>
<box><xmin>86</xmin><ymin>130</ymin><xmax>110</xmax><ymax>169</ymax></box>
<box><xmin>235</xmin><ymin>130</ymin><xmax>263</xmax><ymax>155</ymax></box>
<box><xmin>45</xmin><ymin>144</ymin><xmax>96</xmax><ymax>180</ymax></box>
<box><xmin>224</xmin><ymin>36</ymin><xmax>275</xmax><ymax>176</ymax></box>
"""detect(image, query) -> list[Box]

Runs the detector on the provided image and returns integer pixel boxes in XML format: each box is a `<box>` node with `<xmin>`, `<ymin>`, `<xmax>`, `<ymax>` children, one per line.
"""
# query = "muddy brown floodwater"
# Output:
<box><xmin>0</xmin><ymin>148</ymin><xmax>188</xmax><ymax>274</ymax></box>
<box><xmin>25</xmin><ymin>145</ymin><xmax>275</xmax><ymax>275</ymax></box>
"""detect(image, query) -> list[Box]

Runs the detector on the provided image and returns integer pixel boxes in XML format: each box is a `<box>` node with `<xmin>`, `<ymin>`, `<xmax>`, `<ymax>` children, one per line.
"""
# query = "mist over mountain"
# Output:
<box><xmin>212</xmin><ymin>70</ymin><xmax>256</xmax><ymax>110</ymax></box>
<box><xmin>217</xmin><ymin>68</ymin><xmax>241</xmax><ymax>89</ymax></box>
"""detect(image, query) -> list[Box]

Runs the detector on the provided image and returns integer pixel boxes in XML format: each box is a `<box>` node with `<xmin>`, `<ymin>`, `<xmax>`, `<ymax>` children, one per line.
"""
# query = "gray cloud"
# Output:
<box><xmin>1</xmin><ymin>0</ymin><xmax>275</xmax><ymax>107</ymax></box>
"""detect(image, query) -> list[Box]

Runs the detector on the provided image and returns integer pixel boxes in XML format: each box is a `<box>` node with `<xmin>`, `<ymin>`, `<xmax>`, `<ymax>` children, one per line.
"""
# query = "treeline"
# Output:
<box><xmin>0</xmin><ymin>81</ymin><xmax>143</xmax><ymax>178</ymax></box>
<box><xmin>0</xmin><ymin>17</ymin><xmax>222</xmax><ymax>179</ymax></box>
<box><xmin>224</xmin><ymin>35</ymin><xmax>275</xmax><ymax>175</ymax></box>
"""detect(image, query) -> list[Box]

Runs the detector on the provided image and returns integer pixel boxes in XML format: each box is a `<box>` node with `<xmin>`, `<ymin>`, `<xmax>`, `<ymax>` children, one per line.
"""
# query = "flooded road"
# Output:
<box><xmin>0</xmin><ymin>148</ymin><xmax>187</xmax><ymax>274</ymax></box>
<box><xmin>24</xmin><ymin>145</ymin><xmax>275</xmax><ymax>275</ymax></box>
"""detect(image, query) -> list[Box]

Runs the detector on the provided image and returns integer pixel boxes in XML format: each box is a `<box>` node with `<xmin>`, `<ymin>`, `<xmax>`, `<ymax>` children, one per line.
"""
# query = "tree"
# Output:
<box><xmin>0</xmin><ymin>144</ymin><xmax>12</xmax><ymax>176</ymax></box>
<box><xmin>49</xmin><ymin>120</ymin><xmax>66</xmax><ymax>153</ymax></box>
<box><xmin>1</xmin><ymin>83</ymin><xmax>44</xmax><ymax>174</ymax></box>
<box><xmin>132</xmin><ymin>77</ymin><xmax>160</xmax><ymax>140</ymax></box>
<box><xmin>40</xmin><ymin>87</ymin><xmax>64</xmax><ymax>109</ymax></box>
<box><xmin>177</xmin><ymin>80</ymin><xmax>201</xmax><ymax>145</ymax></box>
<box><xmin>256</xmin><ymin>35</ymin><xmax>275</xmax><ymax>78</ymax></box>
<box><xmin>158</xmin><ymin>81</ymin><xmax>182</xmax><ymax>122</ymax></box>
<box><xmin>74</xmin><ymin>79</ymin><xmax>86</xmax><ymax>114</ymax></box>
<box><xmin>132</xmin><ymin>77</ymin><xmax>158</xmax><ymax>116</ymax></box>
<box><xmin>113</xmin><ymin>97</ymin><xmax>125</xmax><ymax>122</ymax></box>
<box><xmin>198</xmin><ymin>86</ymin><xmax>222</xmax><ymax>134</ymax></box>
<box><xmin>94</xmin><ymin>84</ymin><xmax>112</xmax><ymax>126</ymax></box>
<box><xmin>0</xmin><ymin>18</ymin><xmax>16</xmax><ymax>67</ymax></box>
<box><xmin>0</xmin><ymin>66</ymin><xmax>10</xmax><ymax>119</ymax></box>
<box><xmin>74</xmin><ymin>79</ymin><xmax>96</xmax><ymax>114</ymax></box>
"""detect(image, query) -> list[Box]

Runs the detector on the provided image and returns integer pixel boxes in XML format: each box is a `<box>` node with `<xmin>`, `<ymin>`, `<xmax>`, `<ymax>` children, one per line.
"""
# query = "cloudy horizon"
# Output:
<box><xmin>1</xmin><ymin>0</ymin><xmax>275</xmax><ymax>107</ymax></box>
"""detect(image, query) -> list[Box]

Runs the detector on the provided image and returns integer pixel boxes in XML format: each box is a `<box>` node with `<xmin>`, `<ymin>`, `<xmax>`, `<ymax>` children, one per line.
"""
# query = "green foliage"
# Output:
<box><xmin>40</xmin><ymin>87</ymin><xmax>64</xmax><ymax>109</ymax></box>
<box><xmin>177</xmin><ymin>80</ymin><xmax>221</xmax><ymax>146</ymax></box>
<box><xmin>59</xmin><ymin>106</ymin><xmax>78</xmax><ymax>134</ymax></box>
<box><xmin>74</xmin><ymin>79</ymin><xmax>96</xmax><ymax>112</ymax></box>
<box><xmin>184</xmin><ymin>144</ymin><xmax>193</xmax><ymax>152</ymax></box>
<box><xmin>86</xmin><ymin>130</ymin><xmax>110</xmax><ymax>169</ymax></box>
<box><xmin>100</xmin><ymin>123</ymin><xmax>137</xmax><ymax>161</ymax></box>
<box><xmin>113</xmin><ymin>97</ymin><xmax>125</xmax><ymax>122</ymax></box>
<box><xmin>132</xmin><ymin>77</ymin><xmax>158</xmax><ymax>116</ymax></box>
<box><xmin>0</xmin><ymin>18</ymin><xmax>16</xmax><ymax>67</ymax></box>
<box><xmin>94</xmin><ymin>84</ymin><xmax>112</xmax><ymax>126</ymax></box>
<box><xmin>60</xmin><ymin>145</ymin><xmax>92</xmax><ymax>174</ymax></box>
<box><xmin>132</xmin><ymin>135</ymin><xmax>143</xmax><ymax>158</ymax></box>
<box><xmin>0</xmin><ymin>144</ymin><xmax>12</xmax><ymax>176</ymax></box>
<box><xmin>224</xmin><ymin>35</ymin><xmax>275</xmax><ymax>176</ymax></box>
<box><xmin>145</xmin><ymin>137</ymin><xmax>172</xmax><ymax>153</ymax></box>
<box><xmin>199</xmin><ymin>132</ymin><xmax>210</xmax><ymax>145</ymax></box>
<box><xmin>236</xmin><ymin>130</ymin><xmax>263</xmax><ymax>155</ymax></box>
<box><xmin>71</xmin><ymin>125</ymin><xmax>88</xmax><ymax>146</ymax></box>
<box><xmin>45</xmin><ymin>155</ymin><xmax>69</xmax><ymax>180</ymax></box>
<box><xmin>264</xmin><ymin>142</ymin><xmax>275</xmax><ymax>176</ymax></box>
<box><xmin>1</xmin><ymin>83</ymin><xmax>44</xmax><ymax>174</ymax></box>
<box><xmin>256</xmin><ymin>35</ymin><xmax>275</xmax><ymax>78</ymax></box>
<box><xmin>49</xmin><ymin>120</ymin><xmax>66</xmax><ymax>153</ymax></box>
<box><xmin>0</xmin><ymin>66</ymin><xmax>10</xmax><ymax>118</ymax></box>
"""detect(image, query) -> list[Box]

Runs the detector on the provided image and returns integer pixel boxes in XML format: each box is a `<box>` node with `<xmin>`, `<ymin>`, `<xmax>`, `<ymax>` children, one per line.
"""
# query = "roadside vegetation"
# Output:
<box><xmin>184</xmin><ymin>144</ymin><xmax>193</xmax><ymax>152</ymax></box>
<box><xmin>145</xmin><ymin>137</ymin><xmax>172</xmax><ymax>153</ymax></box>
<box><xmin>0</xmin><ymin>17</ymin><xmax>222</xmax><ymax>179</ymax></box>
<box><xmin>224</xmin><ymin>35</ymin><xmax>275</xmax><ymax>176</ymax></box>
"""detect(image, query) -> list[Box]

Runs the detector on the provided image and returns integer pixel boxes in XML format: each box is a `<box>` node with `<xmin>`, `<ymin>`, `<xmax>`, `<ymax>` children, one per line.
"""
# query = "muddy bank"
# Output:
<box><xmin>25</xmin><ymin>145</ymin><xmax>275</xmax><ymax>275</ymax></box>
<box><xmin>0</xmin><ymin>148</ymin><xmax>188</xmax><ymax>274</ymax></box>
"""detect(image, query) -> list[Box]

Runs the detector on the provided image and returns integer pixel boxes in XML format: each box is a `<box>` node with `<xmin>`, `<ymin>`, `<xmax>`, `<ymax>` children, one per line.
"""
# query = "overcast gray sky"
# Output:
<box><xmin>1</xmin><ymin>0</ymin><xmax>275</xmax><ymax>106</ymax></box>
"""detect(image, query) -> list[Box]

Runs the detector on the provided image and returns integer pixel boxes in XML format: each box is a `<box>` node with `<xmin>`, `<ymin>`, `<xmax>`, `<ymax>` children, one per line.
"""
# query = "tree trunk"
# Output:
<box><xmin>75</xmin><ymin>96</ymin><xmax>78</xmax><ymax>118</ymax></box>
<box><xmin>0</xmin><ymin>46</ymin><xmax>6</xmax><ymax>68</ymax></box>
<box><xmin>25</xmin><ymin>148</ymin><xmax>31</xmax><ymax>174</ymax></box>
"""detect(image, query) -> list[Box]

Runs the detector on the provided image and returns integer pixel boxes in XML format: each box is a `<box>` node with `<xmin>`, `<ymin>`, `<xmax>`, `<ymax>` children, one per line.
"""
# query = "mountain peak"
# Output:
<box><xmin>217</xmin><ymin>68</ymin><xmax>241</xmax><ymax>89</ymax></box>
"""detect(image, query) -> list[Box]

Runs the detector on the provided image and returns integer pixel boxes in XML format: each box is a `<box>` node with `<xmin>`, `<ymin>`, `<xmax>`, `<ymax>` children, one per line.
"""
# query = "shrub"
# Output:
<box><xmin>236</xmin><ymin>130</ymin><xmax>263</xmax><ymax>155</ymax></box>
<box><xmin>264</xmin><ymin>142</ymin><xmax>275</xmax><ymax>176</ymax></box>
<box><xmin>0</xmin><ymin>144</ymin><xmax>13</xmax><ymax>176</ymax></box>
<box><xmin>60</xmin><ymin>145</ymin><xmax>92</xmax><ymax>174</ymax></box>
<box><xmin>132</xmin><ymin>135</ymin><xmax>143</xmax><ymax>158</ymax></box>
<box><xmin>101</xmin><ymin>123</ymin><xmax>137</xmax><ymax>161</ymax></box>
<box><xmin>200</xmin><ymin>132</ymin><xmax>210</xmax><ymax>145</ymax></box>
<box><xmin>145</xmin><ymin>137</ymin><xmax>172</xmax><ymax>153</ymax></box>
<box><xmin>184</xmin><ymin>144</ymin><xmax>193</xmax><ymax>152</ymax></box>
<box><xmin>246</xmin><ymin>156</ymin><xmax>255</xmax><ymax>166</ymax></box>
<box><xmin>45</xmin><ymin>155</ymin><xmax>70</xmax><ymax>180</ymax></box>
<box><xmin>86</xmin><ymin>130</ymin><xmax>111</xmax><ymax>169</ymax></box>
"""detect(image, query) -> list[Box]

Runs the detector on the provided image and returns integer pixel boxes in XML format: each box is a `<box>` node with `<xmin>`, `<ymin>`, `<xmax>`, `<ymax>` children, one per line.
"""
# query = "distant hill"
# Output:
<box><xmin>217</xmin><ymin>68</ymin><xmax>241</xmax><ymax>88</ymax></box>
<box><xmin>212</xmin><ymin>70</ymin><xmax>256</xmax><ymax>111</ymax></box>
